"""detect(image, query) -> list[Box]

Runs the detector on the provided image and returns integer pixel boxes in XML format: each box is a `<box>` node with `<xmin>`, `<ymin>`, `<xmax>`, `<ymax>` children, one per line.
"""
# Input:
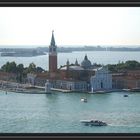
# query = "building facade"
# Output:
<box><xmin>112</xmin><ymin>70</ymin><xmax>140</xmax><ymax>89</ymax></box>
<box><xmin>0</xmin><ymin>72</ymin><xmax>17</xmax><ymax>82</ymax></box>
<box><xmin>90</xmin><ymin>66</ymin><xmax>112</xmax><ymax>92</ymax></box>
<box><xmin>52</xmin><ymin>79</ymin><xmax>87</xmax><ymax>92</ymax></box>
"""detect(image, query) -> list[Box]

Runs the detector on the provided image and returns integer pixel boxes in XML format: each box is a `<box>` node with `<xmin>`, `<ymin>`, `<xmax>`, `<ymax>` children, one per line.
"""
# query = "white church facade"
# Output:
<box><xmin>90</xmin><ymin>66</ymin><xmax>112</xmax><ymax>92</ymax></box>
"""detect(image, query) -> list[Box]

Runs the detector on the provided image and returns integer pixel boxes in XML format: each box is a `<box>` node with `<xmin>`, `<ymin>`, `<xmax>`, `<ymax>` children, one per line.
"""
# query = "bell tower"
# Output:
<box><xmin>49</xmin><ymin>30</ymin><xmax>57</xmax><ymax>72</ymax></box>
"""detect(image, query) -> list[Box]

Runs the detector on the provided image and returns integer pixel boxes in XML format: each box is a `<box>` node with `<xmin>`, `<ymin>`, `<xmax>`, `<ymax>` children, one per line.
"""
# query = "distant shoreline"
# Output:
<box><xmin>1</xmin><ymin>45</ymin><xmax>140</xmax><ymax>54</ymax></box>
<box><xmin>1</xmin><ymin>49</ymin><xmax>140</xmax><ymax>57</ymax></box>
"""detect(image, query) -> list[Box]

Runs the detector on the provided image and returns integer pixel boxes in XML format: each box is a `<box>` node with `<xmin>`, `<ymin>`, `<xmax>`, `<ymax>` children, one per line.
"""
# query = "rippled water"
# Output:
<box><xmin>0</xmin><ymin>51</ymin><xmax>140</xmax><ymax>70</ymax></box>
<box><xmin>0</xmin><ymin>91</ymin><xmax>140</xmax><ymax>133</ymax></box>
<box><xmin>0</xmin><ymin>51</ymin><xmax>140</xmax><ymax>133</ymax></box>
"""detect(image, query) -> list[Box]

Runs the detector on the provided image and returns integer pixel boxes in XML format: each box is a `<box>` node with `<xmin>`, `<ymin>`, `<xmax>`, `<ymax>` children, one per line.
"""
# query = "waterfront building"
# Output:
<box><xmin>25</xmin><ymin>31</ymin><xmax>113</xmax><ymax>92</ymax></box>
<box><xmin>27</xmin><ymin>73</ymin><xmax>49</xmax><ymax>86</ymax></box>
<box><xmin>0</xmin><ymin>72</ymin><xmax>17</xmax><ymax>82</ymax></box>
<box><xmin>26</xmin><ymin>32</ymin><xmax>112</xmax><ymax>92</ymax></box>
<box><xmin>59</xmin><ymin>56</ymin><xmax>112</xmax><ymax>92</ymax></box>
<box><xmin>112</xmin><ymin>70</ymin><xmax>140</xmax><ymax>89</ymax></box>
<box><xmin>90</xmin><ymin>66</ymin><xmax>112</xmax><ymax>92</ymax></box>
<box><xmin>53</xmin><ymin>79</ymin><xmax>87</xmax><ymax>92</ymax></box>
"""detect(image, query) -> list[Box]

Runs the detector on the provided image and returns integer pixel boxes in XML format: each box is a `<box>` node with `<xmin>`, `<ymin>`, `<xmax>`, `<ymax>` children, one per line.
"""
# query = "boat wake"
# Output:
<box><xmin>107</xmin><ymin>123</ymin><xmax>140</xmax><ymax>128</ymax></box>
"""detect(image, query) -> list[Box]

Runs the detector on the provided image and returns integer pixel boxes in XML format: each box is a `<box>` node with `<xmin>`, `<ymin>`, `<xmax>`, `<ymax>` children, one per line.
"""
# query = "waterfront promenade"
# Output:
<box><xmin>0</xmin><ymin>80</ymin><xmax>126</xmax><ymax>94</ymax></box>
<box><xmin>0</xmin><ymin>80</ymin><xmax>46</xmax><ymax>94</ymax></box>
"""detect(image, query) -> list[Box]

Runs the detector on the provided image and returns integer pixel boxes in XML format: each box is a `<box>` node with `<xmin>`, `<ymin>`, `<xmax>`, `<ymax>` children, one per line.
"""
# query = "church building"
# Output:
<box><xmin>27</xmin><ymin>31</ymin><xmax>113</xmax><ymax>93</ymax></box>
<box><xmin>47</xmin><ymin>31</ymin><xmax>112</xmax><ymax>92</ymax></box>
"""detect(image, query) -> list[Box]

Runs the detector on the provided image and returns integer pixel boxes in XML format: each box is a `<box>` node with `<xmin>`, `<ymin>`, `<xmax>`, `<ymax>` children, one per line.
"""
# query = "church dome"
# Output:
<box><xmin>81</xmin><ymin>55</ymin><xmax>91</xmax><ymax>69</ymax></box>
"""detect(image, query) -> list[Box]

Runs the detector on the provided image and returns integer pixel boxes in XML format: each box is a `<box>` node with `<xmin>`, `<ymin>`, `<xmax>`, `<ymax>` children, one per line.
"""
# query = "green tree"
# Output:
<box><xmin>125</xmin><ymin>60</ymin><xmax>140</xmax><ymax>70</ymax></box>
<box><xmin>108</xmin><ymin>60</ymin><xmax>140</xmax><ymax>72</ymax></box>
<box><xmin>27</xmin><ymin>62</ymin><xmax>36</xmax><ymax>73</ymax></box>
<box><xmin>1</xmin><ymin>61</ymin><xmax>17</xmax><ymax>73</ymax></box>
<box><xmin>36</xmin><ymin>67</ymin><xmax>45</xmax><ymax>73</ymax></box>
<box><xmin>16</xmin><ymin>64</ymin><xmax>24</xmax><ymax>83</ymax></box>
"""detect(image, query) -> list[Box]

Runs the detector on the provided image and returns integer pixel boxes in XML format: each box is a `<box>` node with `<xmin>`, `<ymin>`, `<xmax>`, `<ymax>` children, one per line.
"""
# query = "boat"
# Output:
<box><xmin>81</xmin><ymin>98</ymin><xmax>87</xmax><ymax>102</ymax></box>
<box><xmin>80</xmin><ymin>120</ymin><xmax>107</xmax><ymax>126</ymax></box>
<box><xmin>123</xmin><ymin>89</ymin><xmax>131</xmax><ymax>92</ymax></box>
<box><xmin>124</xmin><ymin>94</ymin><xmax>128</xmax><ymax>97</ymax></box>
<box><xmin>130</xmin><ymin>88</ymin><xmax>140</xmax><ymax>92</ymax></box>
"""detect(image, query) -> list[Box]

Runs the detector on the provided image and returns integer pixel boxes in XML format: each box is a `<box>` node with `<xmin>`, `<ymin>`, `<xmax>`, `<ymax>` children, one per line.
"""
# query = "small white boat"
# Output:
<box><xmin>81</xmin><ymin>98</ymin><xmax>87</xmax><ymax>102</ymax></box>
<box><xmin>80</xmin><ymin>120</ymin><xmax>107</xmax><ymax>126</ymax></box>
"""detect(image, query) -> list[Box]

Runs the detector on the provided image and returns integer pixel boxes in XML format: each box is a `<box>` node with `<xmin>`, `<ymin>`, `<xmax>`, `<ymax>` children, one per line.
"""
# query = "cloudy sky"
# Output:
<box><xmin>0</xmin><ymin>7</ymin><xmax>140</xmax><ymax>47</ymax></box>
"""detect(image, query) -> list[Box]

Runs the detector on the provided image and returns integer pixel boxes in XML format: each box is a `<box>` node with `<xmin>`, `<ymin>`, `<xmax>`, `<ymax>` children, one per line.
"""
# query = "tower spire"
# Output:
<box><xmin>75</xmin><ymin>59</ymin><xmax>78</xmax><ymax>65</ymax></box>
<box><xmin>49</xmin><ymin>30</ymin><xmax>57</xmax><ymax>72</ymax></box>
<box><xmin>50</xmin><ymin>30</ymin><xmax>55</xmax><ymax>46</ymax></box>
<box><xmin>66</xmin><ymin>59</ymin><xmax>70</xmax><ymax>66</ymax></box>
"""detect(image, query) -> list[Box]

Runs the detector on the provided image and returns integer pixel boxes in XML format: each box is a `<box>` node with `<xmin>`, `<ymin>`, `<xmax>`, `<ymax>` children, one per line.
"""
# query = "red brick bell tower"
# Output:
<box><xmin>49</xmin><ymin>30</ymin><xmax>57</xmax><ymax>73</ymax></box>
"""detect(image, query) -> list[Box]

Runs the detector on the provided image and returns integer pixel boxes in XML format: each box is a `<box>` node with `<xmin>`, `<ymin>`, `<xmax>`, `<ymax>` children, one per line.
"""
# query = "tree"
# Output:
<box><xmin>16</xmin><ymin>64</ymin><xmax>24</xmax><ymax>83</ymax></box>
<box><xmin>17</xmin><ymin>64</ymin><xmax>24</xmax><ymax>73</ymax></box>
<box><xmin>36</xmin><ymin>67</ymin><xmax>45</xmax><ymax>73</ymax></box>
<box><xmin>125</xmin><ymin>60</ymin><xmax>140</xmax><ymax>70</ymax></box>
<box><xmin>107</xmin><ymin>60</ymin><xmax>140</xmax><ymax>72</ymax></box>
<box><xmin>1</xmin><ymin>61</ymin><xmax>17</xmax><ymax>73</ymax></box>
<box><xmin>27</xmin><ymin>62</ymin><xmax>36</xmax><ymax>73</ymax></box>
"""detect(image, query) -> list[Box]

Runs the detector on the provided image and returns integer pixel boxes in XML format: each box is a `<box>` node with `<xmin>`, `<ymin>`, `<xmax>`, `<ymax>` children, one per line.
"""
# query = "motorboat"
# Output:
<box><xmin>80</xmin><ymin>120</ymin><xmax>107</xmax><ymax>126</ymax></box>
<box><xmin>81</xmin><ymin>98</ymin><xmax>87</xmax><ymax>102</ymax></box>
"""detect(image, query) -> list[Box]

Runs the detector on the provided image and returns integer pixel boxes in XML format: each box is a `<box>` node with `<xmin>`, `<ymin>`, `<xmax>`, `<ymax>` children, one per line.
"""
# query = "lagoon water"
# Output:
<box><xmin>0</xmin><ymin>91</ymin><xmax>140</xmax><ymax>133</ymax></box>
<box><xmin>0</xmin><ymin>51</ymin><xmax>140</xmax><ymax>133</ymax></box>
<box><xmin>0</xmin><ymin>51</ymin><xmax>140</xmax><ymax>70</ymax></box>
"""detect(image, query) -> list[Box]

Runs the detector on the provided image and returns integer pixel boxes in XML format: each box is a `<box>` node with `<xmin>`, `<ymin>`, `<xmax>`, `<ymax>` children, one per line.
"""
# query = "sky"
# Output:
<box><xmin>0</xmin><ymin>7</ymin><xmax>140</xmax><ymax>47</ymax></box>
